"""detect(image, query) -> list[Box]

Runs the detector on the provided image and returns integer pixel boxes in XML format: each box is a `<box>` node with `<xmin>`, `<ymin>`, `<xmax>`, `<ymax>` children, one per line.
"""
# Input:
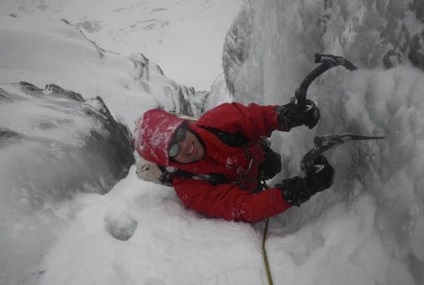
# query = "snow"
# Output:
<box><xmin>40</xmin><ymin>172</ymin><xmax>263</xmax><ymax>285</ymax></box>
<box><xmin>1</xmin><ymin>0</ymin><xmax>424</xmax><ymax>285</ymax></box>
<box><xmin>0</xmin><ymin>0</ymin><xmax>240</xmax><ymax>91</ymax></box>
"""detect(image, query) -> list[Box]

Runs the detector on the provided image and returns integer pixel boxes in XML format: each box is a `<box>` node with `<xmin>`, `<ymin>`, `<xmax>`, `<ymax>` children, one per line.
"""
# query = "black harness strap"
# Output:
<box><xmin>201</xmin><ymin>126</ymin><xmax>248</xmax><ymax>147</ymax></box>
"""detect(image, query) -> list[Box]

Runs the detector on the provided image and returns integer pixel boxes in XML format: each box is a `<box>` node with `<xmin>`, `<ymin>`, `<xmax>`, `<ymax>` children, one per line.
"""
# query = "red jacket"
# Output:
<box><xmin>134</xmin><ymin>102</ymin><xmax>292</xmax><ymax>222</ymax></box>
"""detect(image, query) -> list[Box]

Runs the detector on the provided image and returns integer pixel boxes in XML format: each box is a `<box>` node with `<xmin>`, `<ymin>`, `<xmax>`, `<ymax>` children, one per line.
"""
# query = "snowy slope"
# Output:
<box><xmin>0</xmin><ymin>0</ymin><xmax>240</xmax><ymax>91</ymax></box>
<box><xmin>1</xmin><ymin>0</ymin><xmax>424</xmax><ymax>285</ymax></box>
<box><xmin>0</xmin><ymin>1</ymin><xmax>243</xmax><ymax>284</ymax></box>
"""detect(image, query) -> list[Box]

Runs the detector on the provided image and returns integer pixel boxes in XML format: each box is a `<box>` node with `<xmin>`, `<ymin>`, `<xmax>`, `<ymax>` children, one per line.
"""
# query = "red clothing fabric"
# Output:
<box><xmin>135</xmin><ymin>102</ymin><xmax>292</xmax><ymax>222</ymax></box>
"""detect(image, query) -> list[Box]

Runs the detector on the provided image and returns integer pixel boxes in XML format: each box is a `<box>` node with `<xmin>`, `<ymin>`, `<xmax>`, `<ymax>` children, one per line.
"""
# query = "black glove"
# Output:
<box><xmin>276</xmin><ymin>99</ymin><xmax>320</xmax><ymax>129</ymax></box>
<box><xmin>275</xmin><ymin>155</ymin><xmax>334</xmax><ymax>206</ymax></box>
<box><xmin>304</xmin><ymin>155</ymin><xmax>334</xmax><ymax>192</ymax></box>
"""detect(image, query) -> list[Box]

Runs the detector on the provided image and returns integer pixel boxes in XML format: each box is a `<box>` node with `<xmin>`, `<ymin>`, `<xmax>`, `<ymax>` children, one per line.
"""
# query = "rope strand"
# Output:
<box><xmin>262</xmin><ymin>218</ymin><xmax>274</xmax><ymax>285</ymax></box>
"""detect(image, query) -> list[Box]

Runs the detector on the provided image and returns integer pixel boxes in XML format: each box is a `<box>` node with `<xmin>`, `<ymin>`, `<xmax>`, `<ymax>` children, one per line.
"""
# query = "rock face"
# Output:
<box><xmin>0</xmin><ymin>82</ymin><xmax>134</xmax><ymax>196</ymax></box>
<box><xmin>222</xmin><ymin>0</ymin><xmax>424</xmax><ymax>98</ymax></box>
<box><xmin>222</xmin><ymin>0</ymin><xmax>254</xmax><ymax>96</ymax></box>
<box><xmin>129</xmin><ymin>52</ymin><xmax>210</xmax><ymax>117</ymax></box>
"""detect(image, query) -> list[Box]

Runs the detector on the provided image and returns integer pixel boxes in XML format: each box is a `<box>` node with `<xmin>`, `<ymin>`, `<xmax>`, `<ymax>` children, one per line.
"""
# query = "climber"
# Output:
<box><xmin>133</xmin><ymin>101</ymin><xmax>334</xmax><ymax>223</ymax></box>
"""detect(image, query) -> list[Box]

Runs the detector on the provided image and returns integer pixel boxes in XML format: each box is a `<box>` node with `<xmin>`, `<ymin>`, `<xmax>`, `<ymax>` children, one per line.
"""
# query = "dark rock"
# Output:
<box><xmin>45</xmin><ymin>83</ymin><xmax>85</xmax><ymax>102</ymax></box>
<box><xmin>0</xmin><ymin>82</ymin><xmax>135</xmax><ymax>197</ymax></box>
<box><xmin>0</xmin><ymin>128</ymin><xmax>21</xmax><ymax>145</ymax></box>
<box><xmin>0</xmin><ymin>87</ymin><xmax>13</xmax><ymax>102</ymax></box>
<box><xmin>19</xmin><ymin>81</ymin><xmax>44</xmax><ymax>97</ymax></box>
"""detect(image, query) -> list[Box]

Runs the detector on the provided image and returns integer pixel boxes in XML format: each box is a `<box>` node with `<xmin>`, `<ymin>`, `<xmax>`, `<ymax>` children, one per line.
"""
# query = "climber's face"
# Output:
<box><xmin>169</xmin><ymin>127</ymin><xmax>204</xmax><ymax>163</ymax></box>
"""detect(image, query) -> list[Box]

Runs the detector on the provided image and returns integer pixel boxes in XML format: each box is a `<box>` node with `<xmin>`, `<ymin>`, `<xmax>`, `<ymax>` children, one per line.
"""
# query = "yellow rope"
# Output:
<box><xmin>262</xmin><ymin>218</ymin><xmax>273</xmax><ymax>285</ymax></box>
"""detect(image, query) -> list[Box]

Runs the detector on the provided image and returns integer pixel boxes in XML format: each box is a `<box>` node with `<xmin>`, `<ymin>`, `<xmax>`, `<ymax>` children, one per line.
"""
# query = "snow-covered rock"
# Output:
<box><xmin>222</xmin><ymin>0</ymin><xmax>424</xmax><ymax>102</ymax></box>
<box><xmin>320</xmin><ymin>0</ymin><xmax>424</xmax><ymax>70</ymax></box>
<box><xmin>222</xmin><ymin>0</ymin><xmax>254</xmax><ymax>96</ymax></box>
<box><xmin>0</xmin><ymin>81</ymin><xmax>134</xmax><ymax>284</ymax></box>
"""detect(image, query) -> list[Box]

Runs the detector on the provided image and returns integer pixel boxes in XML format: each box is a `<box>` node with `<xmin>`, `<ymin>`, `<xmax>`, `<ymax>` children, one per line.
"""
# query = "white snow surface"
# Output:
<box><xmin>0</xmin><ymin>0</ymin><xmax>239</xmax><ymax>91</ymax></box>
<box><xmin>1</xmin><ymin>0</ymin><xmax>424</xmax><ymax>285</ymax></box>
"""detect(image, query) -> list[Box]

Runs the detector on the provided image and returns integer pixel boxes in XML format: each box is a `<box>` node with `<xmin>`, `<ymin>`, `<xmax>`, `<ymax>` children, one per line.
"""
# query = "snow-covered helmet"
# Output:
<box><xmin>134</xmin><ymin>109</ymin><xmax>186</xmax><ymax>166</ymax></box>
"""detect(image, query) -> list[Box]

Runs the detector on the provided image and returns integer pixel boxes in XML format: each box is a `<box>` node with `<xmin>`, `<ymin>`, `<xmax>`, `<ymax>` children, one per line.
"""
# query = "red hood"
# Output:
<box><xmin>134</xmin><ymin>109</ymin><xmax>186</xmax><ymax>166</ymax></box>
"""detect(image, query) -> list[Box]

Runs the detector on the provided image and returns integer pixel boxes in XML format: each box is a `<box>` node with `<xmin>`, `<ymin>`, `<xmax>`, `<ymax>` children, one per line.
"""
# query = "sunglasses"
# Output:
<box><xmin>168</xmin><ymin>126</ymin><xmax>187</xmax><ymax>158</ymax></box>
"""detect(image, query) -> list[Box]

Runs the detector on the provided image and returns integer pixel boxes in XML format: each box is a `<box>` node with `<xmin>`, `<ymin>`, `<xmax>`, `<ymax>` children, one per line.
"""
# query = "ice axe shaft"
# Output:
<box><xmin>295</xmin><ymin>53</ymin><xmax>357</xmax><ymax>109</ymax></box>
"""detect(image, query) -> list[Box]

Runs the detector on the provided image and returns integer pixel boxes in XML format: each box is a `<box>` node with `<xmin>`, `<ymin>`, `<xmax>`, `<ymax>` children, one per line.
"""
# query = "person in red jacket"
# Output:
<box><xmin>134</xmin><ymin>101</ymin><xmax>334</xmax><ymax>223</ymax></box>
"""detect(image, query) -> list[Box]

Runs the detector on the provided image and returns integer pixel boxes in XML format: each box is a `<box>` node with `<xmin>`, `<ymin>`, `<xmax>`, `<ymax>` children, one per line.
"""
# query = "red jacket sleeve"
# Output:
<box><xmin>173</xmin><ymin>177</ymin><xmax>292</xmax><ymax>223</ymax></box>
<box><xmin>197</xmin><ymin>102</ymin><xmax>289</xmax><ymax>140</ymax></box>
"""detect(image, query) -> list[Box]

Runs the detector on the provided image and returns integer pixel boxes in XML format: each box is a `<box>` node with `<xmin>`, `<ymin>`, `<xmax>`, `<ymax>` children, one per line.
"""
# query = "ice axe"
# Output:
<box><xmin>292</xmin><ymin>54</ymin><xmax>384</xmax><ymax>173</ymax></box>
<box><xmin>300</xmin><ymin>134</ymin><xmax>385</xmax><ymax>175</ymax></box>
